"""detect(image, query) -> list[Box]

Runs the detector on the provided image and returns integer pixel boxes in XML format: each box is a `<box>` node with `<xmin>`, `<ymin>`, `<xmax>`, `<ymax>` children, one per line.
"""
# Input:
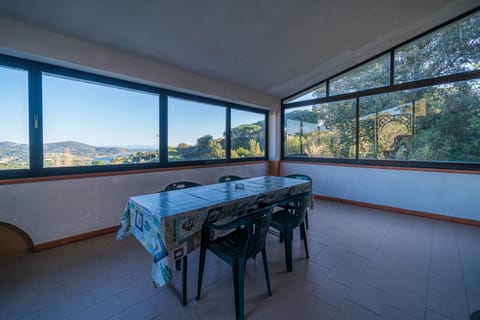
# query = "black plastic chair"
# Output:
<box><xmin>159</xmin><ymin>180</ymin><xmax>202</xmax><ymax>304</ymax></box>
<box><xmin>270</xmin><ymin>192</ymin><xmax>310</xmax><ymax>272</ymax></box>
<box><xmin>283</xmin><ymin>174</ymin><xmax>312</xmax><ymax>229</ymax></box>
<box><xmin>197</xmin><ymin>206</ymin><xmax>273</xmax><ymax>320</ymax></box>
<box><xmin>219</xmin><ymin>175</ymin><xmax>243</xmax><ymax>183</ymax></box>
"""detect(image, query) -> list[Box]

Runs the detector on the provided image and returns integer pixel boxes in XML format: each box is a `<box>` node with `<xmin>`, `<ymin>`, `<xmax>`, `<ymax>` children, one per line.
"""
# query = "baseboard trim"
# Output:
<box><xmin>34</xmin><ymin>225</ymin><xmax>119</xmax><ymax>252</ymax></box>
<box><xmin>31</xmin><ymin>195</ymin><xmax>480</xmax><ymax>252</ymax></box>
<box><xmin>314</xmin><ymin>194</ymin><xmax>480</xmax><ymax>227</ymax></box>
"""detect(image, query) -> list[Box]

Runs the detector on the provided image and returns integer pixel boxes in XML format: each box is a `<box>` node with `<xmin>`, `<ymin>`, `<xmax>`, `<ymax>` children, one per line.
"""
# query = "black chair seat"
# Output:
<box><xmin>208</xmin><ymin>228</ymin><xmax>249</xmax><ymax>264</ymax></box>
<box><xmin>270</xmin><ymin>210</ymin><xmax>296</xmax><ymax>227</ymax></box>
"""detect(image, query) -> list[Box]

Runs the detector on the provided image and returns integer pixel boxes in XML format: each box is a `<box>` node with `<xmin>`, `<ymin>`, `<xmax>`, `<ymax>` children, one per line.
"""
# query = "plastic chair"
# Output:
<box><xmin>270</xmin><ymin>192</ymin><xmax>310</xmax><ymax>272</ymax></box>
<box><xmin>197</xmin><ymin>206</ymin><xmax>273</xmax><ymax>320</ymax></box>
<box><xmin>162</xmin><ymin>181</ymin><xmax>202</xmax><ymax>282</ymax></box>
<box><xmin>283</xmin><ymin>174</ymin><xmax>312</xmax><ymax>229</ymax></box>
<box><xmin>219</xmin><ymin>175</ymin><xmax>243</xmax><ymax>183</ymax></box>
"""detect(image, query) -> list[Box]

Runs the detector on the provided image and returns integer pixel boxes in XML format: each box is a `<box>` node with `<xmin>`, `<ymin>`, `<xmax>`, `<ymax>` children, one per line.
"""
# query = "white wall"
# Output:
<box><xmin>282</xmin><ymin>162</ymin><xmax>480</xmax><ymax>222</ymax></box>
<box><xmin>0</xmin><ymin>163</ymin><xmax>268</xmax><ymax>244</ymax></box>
<box><xmin>0</xmin><ymin>16</ymin><xmax>279</xmax><ymax>112</ymax></box>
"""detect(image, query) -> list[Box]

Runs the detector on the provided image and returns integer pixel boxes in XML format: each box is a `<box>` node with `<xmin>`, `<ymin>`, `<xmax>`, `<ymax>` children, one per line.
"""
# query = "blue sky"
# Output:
<box><xmin>0</xmin><ymin>67</ymin><xmax>29</xmax><ymax>144</ymax></box>
<box><xmin>1</xmin><ymin>66</ymin><xmax>264</xmax><ymax>148</ymax></box>
<box><xmin>42</xmin><ymin>74</ymin><xmax>159</xmax><ymax>147</ymax></box>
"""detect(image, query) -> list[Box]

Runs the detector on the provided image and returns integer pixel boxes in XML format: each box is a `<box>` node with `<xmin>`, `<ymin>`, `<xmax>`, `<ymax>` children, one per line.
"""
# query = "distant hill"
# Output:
<box><xmin>0</xmin><ymin>141</ymin><xmax>28</xmax><ymax>157</ymax></box>
<box><xmin>0</xmin><ymin>141</ymin><xmax>28</xmax><ymax>149</ymax></box>
<box><xmin>43</xmin><ymin>141</ymin><xmax>130</xmax><ymax>157</ymax></box>
<box><xmin>0</xmin><ymin>141</ymin><xmax>131</xmax><ymax>158</ymax></box>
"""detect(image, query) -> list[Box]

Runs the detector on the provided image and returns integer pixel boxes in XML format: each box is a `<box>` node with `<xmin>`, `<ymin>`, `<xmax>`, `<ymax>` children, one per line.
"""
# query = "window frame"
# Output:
<box><xmin>229</xmin><ymin>107</ymin><xmax>268</xmax><ymax>160</ymax></box>
<box><xmin>281</xmin><ymin>8</ymin><xmax>480</xmax><ymax>171</ymax></box>
<box><xmin>0</xmin><ymin>54</ymin><xmax>268</xmax><ymax>180</ymax></box>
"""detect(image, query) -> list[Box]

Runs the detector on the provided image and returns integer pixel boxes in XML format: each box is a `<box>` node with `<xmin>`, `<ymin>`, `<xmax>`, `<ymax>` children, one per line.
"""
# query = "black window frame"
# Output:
<box><xmin>0</xmin><ymin>54</ymin><xmax>268</xmax><ymax>180</ymax></box>
<box><xmin>281</xmin><ymin>7</ymin><xmax>480</xmax><ymax>171</ymax></box>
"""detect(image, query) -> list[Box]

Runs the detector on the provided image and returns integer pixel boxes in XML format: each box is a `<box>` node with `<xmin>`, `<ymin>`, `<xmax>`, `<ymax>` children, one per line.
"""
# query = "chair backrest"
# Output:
<box><xmin>284</xmin><ymin>174</ymin><xmax>312</xmax><ymax>182</ymax></box>
<box><xmin>164</xmin><ymin>181</ymin><xmax>202</xmax><ymax>191</ymax></box>
<box><xmin>279</xmin><ymin>192</ymin><xmax>310</xmax><ymax>228</ymax></box>
<box><xmin>219</xmin><ymin>175</ymin><xmax>243</xmax><ymax>183</ymax></box>
<box><xmin>242</xmin><ymin>206</ymin><xmax>273</xmax><ymax>259</ymax></box>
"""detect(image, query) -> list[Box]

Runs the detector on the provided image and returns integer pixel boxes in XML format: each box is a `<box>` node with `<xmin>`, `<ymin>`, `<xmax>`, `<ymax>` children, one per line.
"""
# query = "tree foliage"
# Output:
<box><xmin>285</xmin><ymin>12</ymin><xmax>480</xmax><ymax>163</ymax></box>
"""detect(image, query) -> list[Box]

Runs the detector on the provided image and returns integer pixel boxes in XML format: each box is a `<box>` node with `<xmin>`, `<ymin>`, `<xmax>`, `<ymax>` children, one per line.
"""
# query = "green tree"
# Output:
<box><xmin>285</xmin><ymin>12</ymin><xmax>480</xmax><ymax>163</ymax></box>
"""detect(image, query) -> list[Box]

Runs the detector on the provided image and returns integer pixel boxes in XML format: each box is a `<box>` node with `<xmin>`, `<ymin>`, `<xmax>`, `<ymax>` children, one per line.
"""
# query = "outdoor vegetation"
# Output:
<box><xmin>284</xmin><ymin>11</ymin><xmax>479</xmax><ymax>163</ymax></box>
<box><xmin>168</xmin><ymin>120</ymin><xmax>265</xmax><ymax>161</ymax></box>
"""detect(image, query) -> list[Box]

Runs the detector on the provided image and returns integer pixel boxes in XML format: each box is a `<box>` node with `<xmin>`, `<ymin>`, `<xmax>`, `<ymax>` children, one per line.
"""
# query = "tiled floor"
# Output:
<box><xmin>1</xmin><ymin>200</ymin><xmax>479</xmax><ymax>320</ymax></box>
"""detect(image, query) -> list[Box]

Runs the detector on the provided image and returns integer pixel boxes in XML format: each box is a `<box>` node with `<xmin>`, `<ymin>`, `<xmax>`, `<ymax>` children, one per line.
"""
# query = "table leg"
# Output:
<box><xmin>167</xmin><ymin>255</ymin><xmax>188</xmax><ymax>306</ymax></box>
<box><xmin>182</xmin><ymin>255</ymin><xmax>187</xmax><ymax>305</ymax></box>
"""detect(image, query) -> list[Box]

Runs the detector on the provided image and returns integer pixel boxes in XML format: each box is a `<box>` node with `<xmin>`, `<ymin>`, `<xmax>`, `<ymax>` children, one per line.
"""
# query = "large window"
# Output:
<box><xmin>284</xmin><ymin>83</ymin><xmax>327</xmax><ymax>103</ymax></box>
<box><xmin>168</xmin><ymin>97</ymin><xmax>226</xmax><ymax>162</ymax></box>
<box><xmin>43</xmin><ymin>74</ymin><xmax>159</xmax><ymax>167</ymax></box>
<box><xmin>283</xmin><ymin>9</ymin><xmax>480</xmax><ymax>170</ymax></box>
<box><xmin>230</xmin><ymin>109</ymin><xmax>266</xmax><ymax>159</ymax></box>
<box><xmin>0</xmin><ymin>65</ymin><xmax>29</xmax><ymax>171</ymax></box>
<box><xmin>0</xmin><ymin>57</ymin><xmax>267</xmax><ymax>180</ymax></box>
<box><xmin>284</xmin><ymin>100</ymin><xmax>356</xmax><ymax>158</ymax></box>
<box><xmin>359</xmin><ymin>80</ymin><xmax>480</xmax><ymax>162</ymax></box>
<box><xmin>330</xmin><ymin>53</ymin><xmax>390</xmax><ymax>95</ymax></box>
<box><xmin>395</xmin><ymin>11</ymin><xmax>479</xmax><ymax>83</ymax></box>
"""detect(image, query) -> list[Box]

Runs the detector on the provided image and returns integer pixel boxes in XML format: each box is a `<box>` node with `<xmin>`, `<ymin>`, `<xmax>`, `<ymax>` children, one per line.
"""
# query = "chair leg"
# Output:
<box><xmin>284</xmin><ymin>228</ymin><xmax>293</xmax><ymax>272</ymax></box>
<box><xmin>175</xmin><ymin>259</ymin><xmax>181</xmax><ymax>271</ymax></box>
<box><xmin>233</xmin><ymin>259</ymin><xmax>245</xmax><ymax>320</ymax></box>
<box><xmin>300</xmin><ymin>223</ymin><xmax>309</xmax><ymax>259</ymax></box>
<box><xmin>261</xmin><ymin>248</ymin><xmax>272</xmax><ymax>296</ymax></box>
<box><xmin>305</xmin><ymin>210</ymin><xmax>309</xmax><ymax>229</ymax></box>
<box><xmin>196</xmin><ymin>245</ymin><xmax>207</xmax><ymax>300</ymax></box>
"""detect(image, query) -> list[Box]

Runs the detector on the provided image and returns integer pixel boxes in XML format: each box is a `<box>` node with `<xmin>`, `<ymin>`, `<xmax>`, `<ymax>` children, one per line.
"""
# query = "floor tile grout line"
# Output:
<box><xmin>344</xmin><ymin>298</ymin><xmax>382</xmax><ymax>317</ymax></box>
<box><xmin>424</xmin><ymin>218</ymin><xmax>434</xmax><ymax>320</ymax></box>
<box><xmin>455</xmin><ymin>223</ymin><xmax>472</xmax><ymax>317</ymax></box>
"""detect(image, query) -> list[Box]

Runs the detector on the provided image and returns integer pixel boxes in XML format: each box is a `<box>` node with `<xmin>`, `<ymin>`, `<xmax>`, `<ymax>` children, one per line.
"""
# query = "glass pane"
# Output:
<box><xmin>359</xmin><ymin>79</ymin><xmax>480</xmax><ymax>163</ymax></box>
<box><xmin>284</xmin><ymin>99</ymin><xmax>356</xmax><ymax>158</ymax></box>
<box><xmin>43</xmin><ymin>74</ymin><xmax>159</xmax><ymax>167</ymax></box>
<box><xmin>284</xmin><ymin>83</ymin><xmax>326</xmax><ymax>103</ymax></box>
<box><xmin>395</xmin><ymin>11</ymin><xmax>480</xmax><ymax>83</ymax></box>
<box><xmin>0</xmin><ymin>66</ymin><xmax>29</xmax><ymax>170</ymax></box>
<box><xmin>168</xmin><ymin>97</ymin><xmax>226</xmax><ymax>161</ymax></box>
<box><xmin>230</xmin><ymin>109</ymin><xmax>265</xmax><ymax>158</ymax></box>
<box><xmin>330</xmin><ymin>54</ymin><xmax>390</xmax><ymax>95</ymax></box>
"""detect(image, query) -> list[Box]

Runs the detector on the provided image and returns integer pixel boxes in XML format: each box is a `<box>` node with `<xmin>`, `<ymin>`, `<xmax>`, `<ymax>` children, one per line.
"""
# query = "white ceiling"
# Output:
<box><xmin>0</xmin><ymin>0</ymin><xmax>477</xmax><ymax>99</ymax></box>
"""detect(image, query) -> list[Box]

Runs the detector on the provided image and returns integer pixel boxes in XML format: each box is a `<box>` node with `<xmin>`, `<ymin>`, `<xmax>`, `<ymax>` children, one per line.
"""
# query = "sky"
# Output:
<box><xmin>286</xmin><ymin>83</ymin><xmax>326</xmax><ymax>103</ymax></box>
<box><xmin>1</xmin><ymin>66</ymin><xmax>264</xmax><ymax>148</ymax></box>
<box><xmin>0</xmin><ymin>66</ymin><xmax>29</xmax><ymax>144</ymax></box>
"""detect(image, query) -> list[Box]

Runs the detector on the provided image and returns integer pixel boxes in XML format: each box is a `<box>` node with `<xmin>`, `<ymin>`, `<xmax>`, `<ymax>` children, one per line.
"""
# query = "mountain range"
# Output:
<box><xmin>0</xmin><ymin>141</ymin><xmax>133</xmax><ymax>158</ymax></box>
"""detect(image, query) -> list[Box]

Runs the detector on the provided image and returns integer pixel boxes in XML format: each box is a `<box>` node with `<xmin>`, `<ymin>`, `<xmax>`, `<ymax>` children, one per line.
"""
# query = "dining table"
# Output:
<box><xmin>116</xmin><ymin>175</ymin><xmax>312</xmax><ymax>305</ymax></box>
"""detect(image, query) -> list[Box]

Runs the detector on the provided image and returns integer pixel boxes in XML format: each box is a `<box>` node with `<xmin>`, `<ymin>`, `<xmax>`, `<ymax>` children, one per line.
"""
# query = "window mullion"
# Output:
<box><xmin>28</xmin><ymin>65</ymin><xmax>43</xmax><ymax>175</ymax></box>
